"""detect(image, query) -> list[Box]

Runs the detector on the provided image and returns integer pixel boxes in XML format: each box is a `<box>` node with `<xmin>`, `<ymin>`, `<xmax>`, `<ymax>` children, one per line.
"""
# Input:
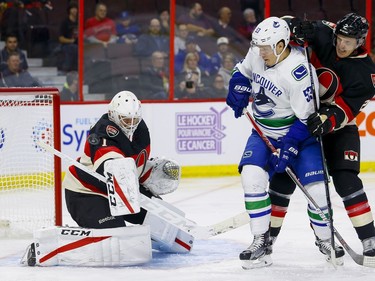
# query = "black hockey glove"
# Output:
<box><xmin>307</xmin><ymin>106</ymin><xmax>342</xmax><ymax>136</ymax></box>
<box><xmin>289</xmin><ymin>17</ymin><xmax>315</xmax><ymax>45</ymax></box>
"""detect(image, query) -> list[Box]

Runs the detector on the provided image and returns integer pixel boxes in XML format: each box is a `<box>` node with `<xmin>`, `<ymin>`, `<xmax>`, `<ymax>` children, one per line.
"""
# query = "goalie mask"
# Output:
<box><xmin>108</xmin><ymin>91</ymin><xmax>142</xmax><ymax>141</ymax></box>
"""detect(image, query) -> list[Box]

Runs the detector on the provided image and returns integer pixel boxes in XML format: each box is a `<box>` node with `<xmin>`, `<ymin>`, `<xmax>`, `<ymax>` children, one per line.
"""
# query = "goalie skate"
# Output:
<box><xmin>315</xmin><ymin>238</ymin><xmax>345</xmax><ymax>266</ymax></box>
<box><xmin>240</xmin><ymin>231</ymin><xmax>272</xmax><ymax>269</ymax></box>
<box><xmin>20</xmin><ymin>243</ymin><xmax>36</xmax><ymax>266</ymax></box>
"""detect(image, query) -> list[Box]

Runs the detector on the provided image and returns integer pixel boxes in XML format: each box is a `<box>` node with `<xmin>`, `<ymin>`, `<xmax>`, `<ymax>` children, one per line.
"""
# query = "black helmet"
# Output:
<box><xmin>334</xmin><ymin>13</ymin><xmax>369</xmax><ymax>47</ymax></box>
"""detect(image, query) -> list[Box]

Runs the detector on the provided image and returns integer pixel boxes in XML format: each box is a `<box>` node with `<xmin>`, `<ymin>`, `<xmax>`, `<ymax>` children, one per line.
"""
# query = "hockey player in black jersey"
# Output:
<box><xmin>269</xmin><ymin>13</ymin><xmax>375</xmax><ymax>262</ymax></box>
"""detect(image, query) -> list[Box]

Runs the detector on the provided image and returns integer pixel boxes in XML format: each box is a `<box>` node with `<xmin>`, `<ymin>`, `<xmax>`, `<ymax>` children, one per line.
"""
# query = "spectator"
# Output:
<box><xmin>212</xmin><ymin>6</ymin><xmax>241</xmax><ymax>43</ymax></box>
<box><xmin>26</xmin><ymin>0</ymin><xmax>52</xmax><ymax>57</ymax></box>
<box><xmin>210</xmin><ymin>73</ymin><xmax>227</xmax><ymax>98</ymax></box>
<box><xmin>0</xmin><ymin>51</ymin><xmax>41</xmax><ymax>87</ymax></box>
<box><xmin>217</xmin><ymin>52</ymin><xmax>236</xmax><ymax>90</ymax></box>
<box><xmin>58</xmin><ymin>1</ymin><xmax>78</xmax><ymax>72</ymax></box>
<box><xmin>134</xmin><ymin>18</ymin><xmax>169</xmax><ymax>57</ymax></box>
<box><xmin>175</xmin><ymin>71</ymin><xmax>211</xmax><ymax>99</ymax></box>
<box><xmin>210</xmin><ymin>36</ymin><xmax>229</xmax><ymax>74</ymax></box>
<box><xmin>240</xmin><ymin>0</ymin><xmax>263</xmax><ymax>22</ymax></box>
<box><xmin>0</xmin><ymin>0</ymin><xmax>28</xmax><ymax>50</ymax></box>
<box><xmin>237</xmin><ymin>8</ymin><xmax>258</xmax><ymax>40</ymax></box>
<box><xmin>174</xmin><ymin>23</ymin><xmax>201</xmax><ymax>55</ymax></box>
<box><xmin>115</xmin><ymin>11</ymin><xmax>140</xmax><ymax>44</ymax></box>
<box><xmin>140</xmin><ymin>51</ymin><xmax>169</xmax><ymax>100</ymax></box>
<box><xmin>158</xmin><ymin>9</ymin><xmax>170</xmax><ymax>35</ymax></box>
<box><xmin>175</xmin><ymin>35</ymin><xmax>211</xmax><ymax>75</ymax></box>
<box><xmin>84</xmin><ymin>2</ymin><xmax>117</xmax><ymax>45</ymax></box>
<box><xmin>177</xmin><ymin>2</ymin><xmax>214</xmax><ymax>37</ymax></box>
<box><xmin>0</xmin><ymin>33</ymin><xmax>28</xmax><ymax>72</ymax></box>
<box><xmin>177</xmin><ymin>51</ymin><xmax>210</xmax><ymax>89</ymax></box>
<box><xmin>61</xmin><ymin>71</ymin><xmax>78</xmax><ymax>101</ymax></box>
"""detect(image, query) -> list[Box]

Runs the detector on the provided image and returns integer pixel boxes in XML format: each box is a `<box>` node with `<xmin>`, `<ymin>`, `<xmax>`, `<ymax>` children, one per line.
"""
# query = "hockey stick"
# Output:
<box><xmin>38</xmin><ymin>140</ymin><xmax>248</xmax><ymax>240</ymax></box>
<box><xmin>304</xmin><ymin>42</ymin><xmax>336</xmax><ymax>265</ymax></box>
<box><xmin>243</xmin><ymin>108</ymin><xmax>375</xmax><ymax>267</ymax></box>
<box><xmin>188</xmin><ymin>211</ymin><xmax>249</xmax><ymax>239</ymax></box>
<box><xmin>38</xmin><ymin>140</ymin><xmax>197</xmax><ymax>231</ymax></box>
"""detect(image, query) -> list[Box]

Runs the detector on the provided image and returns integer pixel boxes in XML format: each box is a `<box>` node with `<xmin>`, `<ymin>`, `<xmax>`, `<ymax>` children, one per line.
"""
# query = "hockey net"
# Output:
<box><xmin>0</xmin><ymin>88</ymin><xmax>62</xmax><ymax>237</ymax></box>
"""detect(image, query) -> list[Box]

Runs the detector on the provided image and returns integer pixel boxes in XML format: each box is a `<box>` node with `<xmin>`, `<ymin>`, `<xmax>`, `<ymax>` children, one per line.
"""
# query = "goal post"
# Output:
<box><xmin>0</xmin><ymin>87</ymin><xmax>62</xmax><ymax>237</ymax></box>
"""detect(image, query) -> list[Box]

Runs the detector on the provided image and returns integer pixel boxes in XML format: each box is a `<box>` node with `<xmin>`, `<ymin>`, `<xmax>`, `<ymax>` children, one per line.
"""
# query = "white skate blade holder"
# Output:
<box><xmin>326</xmin><ymin>254</ymin><xmax>344</xmax><ymax>266</ymax></box>
<box><xmin>241</xmin><ymin>255</ymin><xmax>272</xmax><ymax>269</ymax></box>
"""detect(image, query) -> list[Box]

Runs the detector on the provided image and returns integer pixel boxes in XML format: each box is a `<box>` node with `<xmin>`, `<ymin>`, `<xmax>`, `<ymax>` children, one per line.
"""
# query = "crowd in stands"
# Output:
<box><xmin>1</xmin><ymin>0</ymin><xmax>373</xmax><ymax>101</ymax></box>
<box><xmin>80</xmin><ymin>1</ymin><xmax>259</xmax><ymax>100</ymax></box>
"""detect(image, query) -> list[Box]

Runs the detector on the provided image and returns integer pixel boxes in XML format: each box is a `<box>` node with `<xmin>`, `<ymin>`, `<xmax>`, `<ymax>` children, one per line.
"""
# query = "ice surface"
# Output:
<box><xmin>1</xmin><ymin>174</ymin><xmax>375</xmax><ymax>281</ymax></box>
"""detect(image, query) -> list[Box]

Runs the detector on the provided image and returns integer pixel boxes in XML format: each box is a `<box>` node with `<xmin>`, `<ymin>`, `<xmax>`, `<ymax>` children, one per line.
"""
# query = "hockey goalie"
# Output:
<box><xmin>22</xmin><ymin>91</ymin><xmax>194</xmax><ymax>267</ymax></box>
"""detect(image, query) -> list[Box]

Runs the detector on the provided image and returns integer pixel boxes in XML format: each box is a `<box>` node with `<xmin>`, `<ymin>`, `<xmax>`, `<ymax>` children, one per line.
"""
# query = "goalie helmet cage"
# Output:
<box><xmin>0</xmin><ymin>88</ymin><xmax>62</xmax><ymax>237</ymax></box>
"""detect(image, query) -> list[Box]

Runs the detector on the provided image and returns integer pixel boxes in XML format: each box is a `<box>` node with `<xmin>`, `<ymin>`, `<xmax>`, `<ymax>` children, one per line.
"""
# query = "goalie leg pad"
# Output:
<box><xmin>27</xmin><ymin>226</ymin><xmax>151</xmax><ymax>266</ymax></box>
<box><xmin>143</xmin><ymin>204</ymin><xmax>194</xmax><ymax>253</ymax></box>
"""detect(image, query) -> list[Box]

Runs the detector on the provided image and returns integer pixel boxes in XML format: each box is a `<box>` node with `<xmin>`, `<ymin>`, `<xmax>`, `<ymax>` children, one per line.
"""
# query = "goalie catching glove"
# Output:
<box><xmin>140</xmin><ymin>157</ymin><xmax>181</xmax><ymax>196</ymax></box>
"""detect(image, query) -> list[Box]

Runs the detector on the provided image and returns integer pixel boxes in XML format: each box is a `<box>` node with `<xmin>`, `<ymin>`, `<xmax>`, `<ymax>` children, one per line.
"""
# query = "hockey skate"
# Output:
<box><xmin>20</xmin><ymin>243</ymin><xmax>36</xmax><ymax>266</ymax></box>
<box><xmin>315</xmin><ymin>238</ymin><xmax>345</xmax><ymax>266</ymax></box>
<box><xmin>240</xmin><ymin>230</ymin><xmax>272</xmax><ymax>269</ymax></box>
<box><xmin>362</xmin><ymin>236</ymin><xmax>375</xmax><ymax>257</ymax></box>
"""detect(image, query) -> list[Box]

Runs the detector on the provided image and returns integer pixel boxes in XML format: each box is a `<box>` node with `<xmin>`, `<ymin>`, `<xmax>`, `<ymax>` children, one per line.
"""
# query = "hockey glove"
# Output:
<box><xmin>289</xmin><ymin>17</ymin><xmax>315</xmax><ymax>45</ymax></box>
<box><xmin>226</xmin><ymin>71</ymin><xmax>252</xmax><ymax>118</ymax></box>
<box><xmin>307</xmin><ymin>106</ymin><xmax>344</xmax><ymax>136</ymax></box>
<box><xmin>271</xmin><ymin>138</ymin><xmax>299</xmax><ymax>173</ymax></box>
<box><xmin>270</xmin><ymin>119</ymin><xmax>310</xmax><ymax>173</ymax></box>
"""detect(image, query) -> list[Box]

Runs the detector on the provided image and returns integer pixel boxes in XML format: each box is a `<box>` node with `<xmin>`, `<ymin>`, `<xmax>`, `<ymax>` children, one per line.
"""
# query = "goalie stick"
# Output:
<box><xmin>243</xmin><ymin>108</ymin><xmax>375</xmax><ymax>268</ymax></box>
<box><xmin>38</xmin><ymin>140</ymin><xmax>196</xmax><ymax>229</ymax></box>
<box><xmin>188</xmin><ymin>212</ymin><xmax>249</xmax><ymax>239</ymax></box>
<box><xmin>38</xmin><ymin>141</ymin><xmax>248</xmax><ymax>239</ymax></box>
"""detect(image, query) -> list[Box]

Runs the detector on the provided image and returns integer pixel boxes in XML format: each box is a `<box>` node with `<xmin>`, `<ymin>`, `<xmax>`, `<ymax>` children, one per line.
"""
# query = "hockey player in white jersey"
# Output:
<box><xmin>226</xmin><ymin>16</ymin><xmax>344</xmax><ymax>269</ymax></box>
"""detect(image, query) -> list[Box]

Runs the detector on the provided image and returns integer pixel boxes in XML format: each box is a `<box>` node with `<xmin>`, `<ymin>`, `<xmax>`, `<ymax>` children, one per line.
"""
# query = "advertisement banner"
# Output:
<box><xmin>61</xmin><ymin>101</ymin><xmax>375</xmax><ymax>171</ymax></box>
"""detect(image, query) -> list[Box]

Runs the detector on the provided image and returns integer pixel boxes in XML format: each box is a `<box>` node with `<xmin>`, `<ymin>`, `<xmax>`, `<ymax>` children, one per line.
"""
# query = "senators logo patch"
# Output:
<box><xmin>344</xmin><ymin>150</ymin><xmax>358</xmax><ymax>161</ymax></box>
<box><xmin>106</xmin><ymin>125</ymin><xmax>119</xmax><ymax>137</ymax></box>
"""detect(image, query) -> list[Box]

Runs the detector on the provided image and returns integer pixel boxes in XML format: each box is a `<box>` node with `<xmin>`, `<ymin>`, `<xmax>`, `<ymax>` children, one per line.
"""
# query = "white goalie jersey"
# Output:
<box><xmin>237</xmin><ymin>46</ymin><xmax>320</xmax><ymax>140</ymax></box>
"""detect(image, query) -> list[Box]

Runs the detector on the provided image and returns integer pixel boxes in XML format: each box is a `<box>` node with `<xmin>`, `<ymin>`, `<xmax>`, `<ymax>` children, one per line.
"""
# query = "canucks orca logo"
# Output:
<box><xmin>253</xmin><ymin>88</ymin><xmax>276</xmax><ymax>117</ymax></box>
<box><xmin>273</xmin><ymin>21</ymin><xmax>280</xmax><ymax>28</ymax></box>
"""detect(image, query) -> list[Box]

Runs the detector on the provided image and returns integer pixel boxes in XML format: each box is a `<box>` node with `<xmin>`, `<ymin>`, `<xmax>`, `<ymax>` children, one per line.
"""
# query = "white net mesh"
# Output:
<box><xmin>0</xmin><ymin>92</ymin><xmax>60</xmax><ymax>237</ymax></box>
